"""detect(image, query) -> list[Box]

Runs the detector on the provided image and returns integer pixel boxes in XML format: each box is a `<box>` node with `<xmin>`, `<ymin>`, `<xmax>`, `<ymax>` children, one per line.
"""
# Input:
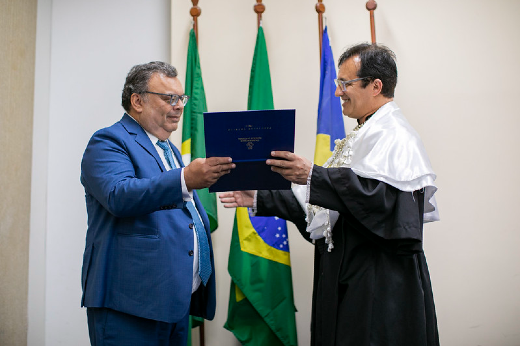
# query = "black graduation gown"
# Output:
<box><xmin>256</xmin><ymin>165</ymin><xmax>440</xmax><ymax>346</ymax></box>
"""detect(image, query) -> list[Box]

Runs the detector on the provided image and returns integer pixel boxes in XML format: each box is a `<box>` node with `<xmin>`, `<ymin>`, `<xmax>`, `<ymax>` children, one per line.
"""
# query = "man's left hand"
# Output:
<box><xmin>266</xmin><ymin>151</ymin><xmax>312</xmax><ymax>185</ymax></box>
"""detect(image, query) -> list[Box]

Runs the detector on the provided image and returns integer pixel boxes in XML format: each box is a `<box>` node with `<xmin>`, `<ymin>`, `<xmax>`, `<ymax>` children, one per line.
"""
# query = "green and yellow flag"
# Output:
<box><xmin>182</xmin><ymin>28</ymin><xmax>214</xmax><ymax>346</ymax></box>
<box><xmin>182</xmin><ymin>28</ymin><xmax>218</xmax><ymax>232</ymax></box>
<box><xmin>224</xmin><ymin>26</ymin><xmax>298</xmax><ymax>346</ymax></box>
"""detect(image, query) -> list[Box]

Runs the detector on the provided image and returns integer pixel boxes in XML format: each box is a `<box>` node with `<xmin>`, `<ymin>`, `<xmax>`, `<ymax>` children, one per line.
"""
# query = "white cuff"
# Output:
<box><xmin>180</xmin><ymin>167</ymin><xmax>193</xmax><ymax>201</ymax></box>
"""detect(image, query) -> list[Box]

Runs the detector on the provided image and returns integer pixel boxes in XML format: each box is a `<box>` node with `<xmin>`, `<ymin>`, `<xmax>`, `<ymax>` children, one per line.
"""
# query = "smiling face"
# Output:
<box><xmin>335</xmin><ymin>56</ymin><xmax>381</xmax><ymax>123</ymax></box>
<box><xmin>130</xmin><ymin>73</ymin><xmax>184</xmax><ymax>140</ymax></box>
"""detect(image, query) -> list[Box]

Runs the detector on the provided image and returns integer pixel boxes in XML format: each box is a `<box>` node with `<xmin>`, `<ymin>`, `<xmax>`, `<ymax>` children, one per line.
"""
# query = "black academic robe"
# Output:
<box><xmin>256</xmin><ymin>165</ymin><xmax>440</xmax><ymax>346</ymax></box>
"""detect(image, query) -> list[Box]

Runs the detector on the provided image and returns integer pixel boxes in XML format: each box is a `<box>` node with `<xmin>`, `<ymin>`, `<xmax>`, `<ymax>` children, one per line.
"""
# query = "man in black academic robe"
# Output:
<box><xmin>256</xmin><ymin>170</ymin><xmax>438</xmax><ymax>346</ymax></box>
<box><xmin>220</xmin><ymin>43</ymin><xmax>440</xmax><ymax>346</ymax></box>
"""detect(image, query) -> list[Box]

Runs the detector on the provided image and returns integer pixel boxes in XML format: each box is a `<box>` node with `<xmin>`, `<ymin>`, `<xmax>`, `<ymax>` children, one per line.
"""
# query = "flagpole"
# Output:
<box><xmin>316</xmin><ymin>0</ymin><xmax>325</xmax><ymax>60</ymax></box>
<box><xmin>190</xmin><ymin>5</ymin><xmax>204</xmax><ymax>346</ymax></box>
<box><xmin>366</xmin><ymin>0</ymin><xmax>377</xmax><ymax>44</ymax></box>
<box><xmin>254</xmin><ymin>0</ymin><xmax>265</xmax><ymax>28</ymax></box>
<box><xmin>190</xmin><ymin>0</ymin><xmax>201</xmax><ymax>45</ymax></box>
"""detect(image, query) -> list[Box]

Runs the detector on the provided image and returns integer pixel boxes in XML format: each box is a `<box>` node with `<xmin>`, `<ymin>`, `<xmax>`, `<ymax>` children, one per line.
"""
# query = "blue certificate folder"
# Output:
<box><xmin>204</xmin><ymin>109</ymin><xmax>295</xmax><ymax>192</ymax></box>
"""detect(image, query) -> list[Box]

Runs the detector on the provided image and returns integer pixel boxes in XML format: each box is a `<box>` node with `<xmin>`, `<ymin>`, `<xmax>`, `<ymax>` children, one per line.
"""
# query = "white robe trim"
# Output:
<box><xmin>294</xmin><ymin>101</ymin><xmax>439</xmax><ymax>245</ymax></box>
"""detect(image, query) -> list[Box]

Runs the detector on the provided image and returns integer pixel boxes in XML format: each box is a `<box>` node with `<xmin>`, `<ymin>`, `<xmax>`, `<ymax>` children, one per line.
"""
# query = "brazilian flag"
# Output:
<box><xmin>224</xmin><ymin>26</ymin><xmax>298</xmax><ymax>346</ymax></box>
<box><xmin>314</xmin><ymin>26</ymin><xmax>345</xmax><ymax>166</ymax></box>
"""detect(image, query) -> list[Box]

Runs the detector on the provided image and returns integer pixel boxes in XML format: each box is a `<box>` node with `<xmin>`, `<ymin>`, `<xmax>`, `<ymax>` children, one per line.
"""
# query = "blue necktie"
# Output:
<box><xmin>156</xmin><ymin>140</ymin><xmax>177</xmax><ymax>172</ymax></box>
<box><xmin>156</xmin><ymin>140</ymin><xmax>212</xmax><ymax>285</ymax></box>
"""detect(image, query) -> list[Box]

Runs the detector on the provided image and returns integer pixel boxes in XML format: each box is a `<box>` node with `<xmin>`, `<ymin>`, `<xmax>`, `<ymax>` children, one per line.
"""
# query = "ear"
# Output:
<box><xmin>372</xmin><ymin>79</ymin><xmax>383</xmax><ymax>97</ymax></box>
<box><xmin>130</xmin><ymin>93</ymin><xmax>144</xmax><ymax>113</ymax></box>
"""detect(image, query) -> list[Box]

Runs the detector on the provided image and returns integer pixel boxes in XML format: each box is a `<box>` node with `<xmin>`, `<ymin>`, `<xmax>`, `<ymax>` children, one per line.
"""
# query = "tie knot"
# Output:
<box><xmin>156</xmin><ymin>140</ymin><xmax>169</xmax><ymax>151</ymax></box>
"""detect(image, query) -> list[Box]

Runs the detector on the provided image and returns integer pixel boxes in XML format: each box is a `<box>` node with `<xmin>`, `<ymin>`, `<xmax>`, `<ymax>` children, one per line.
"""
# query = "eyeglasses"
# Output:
<box><xmin>143</xmin><ymin>91</ymin><xmax>190</xmax><ymax>106</ymax></box>
<box><xmin>334</xmin><ymin>77</ymin><xmax>373</xmax><ymax>92</ymax></box>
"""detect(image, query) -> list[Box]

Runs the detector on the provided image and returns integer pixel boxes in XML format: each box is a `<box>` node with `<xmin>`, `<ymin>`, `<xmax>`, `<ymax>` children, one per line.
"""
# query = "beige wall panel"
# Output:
<box><xmin>0</xmin><ymin>0</ymin><xmax>37</xmax><ymax>345</ymax></box>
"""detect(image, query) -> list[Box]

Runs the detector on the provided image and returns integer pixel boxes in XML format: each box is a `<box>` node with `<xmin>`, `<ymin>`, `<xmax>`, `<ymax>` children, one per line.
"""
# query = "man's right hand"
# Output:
<box><xmin>184</xmin><ymin>157</ymin><xmax>235</xmax><ymax>190</ymax></box>
<box><xmin>219</xmin><ymin>191</ymin><xmax>256</xmax><ymax>208</ymax></box>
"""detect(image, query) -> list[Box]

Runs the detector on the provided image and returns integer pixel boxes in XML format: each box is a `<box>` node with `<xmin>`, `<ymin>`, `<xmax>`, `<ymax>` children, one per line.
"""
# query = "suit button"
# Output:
<box><xmin>188</xmin><ymin>250</ymin><xmax>194</xmax><ymax>256</ymax></box>
<box><xmin>189</xmin><ymin>223</ymin><xmax>194</xmax><ymax>229</ymax></box>
<box><xmin>172</xmin><ymin>204</ymin><xmax>176</xmax><ymax>208</ymax></box>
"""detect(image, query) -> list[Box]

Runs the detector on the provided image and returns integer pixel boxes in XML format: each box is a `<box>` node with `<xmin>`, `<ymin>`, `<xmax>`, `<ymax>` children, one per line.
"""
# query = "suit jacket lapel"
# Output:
<box><xmin>120</xmin><ymin>114</ymin><xmax>166</xmax><ymax>172</ymax></box>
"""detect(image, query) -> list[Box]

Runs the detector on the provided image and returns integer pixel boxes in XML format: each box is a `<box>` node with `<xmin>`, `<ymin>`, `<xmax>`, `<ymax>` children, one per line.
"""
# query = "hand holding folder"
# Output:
<box><xmin>204</xmin><ymin>109</ymin><xmax>295</xmax><ymax>192</ymax></box>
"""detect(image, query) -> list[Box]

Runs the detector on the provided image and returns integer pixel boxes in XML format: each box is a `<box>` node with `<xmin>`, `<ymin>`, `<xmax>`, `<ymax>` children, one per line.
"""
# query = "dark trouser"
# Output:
<box><xmin>87</xmin><ymin>308</ymin><xmax>190</xmax><ymax>346</ymax></box>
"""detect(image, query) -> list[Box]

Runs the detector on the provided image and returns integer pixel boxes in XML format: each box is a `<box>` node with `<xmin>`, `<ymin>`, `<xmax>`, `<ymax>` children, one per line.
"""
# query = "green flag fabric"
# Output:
<box><xmin>182</xmin><ymin>28</ymin><xmax>214</xmax><ymax>346</ymax></box>
<box><xmin>186</xmin><ymin>315</ymin><xmax>203</xmax><ymax>346</ymax></box>
<box><xmin>225</xmin><ymin>26</ymin><xmax>298</xmax><ymax>346</ymax></box>
<box><xmin>247</xmin><ymin>27</ymin><xmax>274</xmax><ymax>111</ymax></box>
<box><xmin>182</xmin><ymin>28</ymin><xmax>218</xmax><ymax>232</ymax></box>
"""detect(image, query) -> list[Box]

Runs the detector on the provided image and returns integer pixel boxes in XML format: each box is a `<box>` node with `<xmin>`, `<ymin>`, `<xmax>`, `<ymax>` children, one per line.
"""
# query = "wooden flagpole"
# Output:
<box><xmin>316</xmin><ymin>0</ymin><xmax>325</xmax><ymax>60</ymax></box>
<box><xmin>190</xmin><ymin>0</ymin><xmax>201</xmax><ymax>45</ymax></box>
<box><xmin>366</xmin><ymin>0</ymin><xmax>377</xmax><ymax>43</ymax></box>
<box><xmin>254</xmin><ymin>0</ymin><xmax>265</xmax><ymax>29</ymax></box>
<box><xmin>189</xmin><ymin>3</ymin><xmax>205</xmax><ymax>346</ymax></box>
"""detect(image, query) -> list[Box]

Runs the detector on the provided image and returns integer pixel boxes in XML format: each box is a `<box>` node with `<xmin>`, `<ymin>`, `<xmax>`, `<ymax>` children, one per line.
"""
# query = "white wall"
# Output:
<box><xmin>31</xmin><ymin>0</ymin><xmax>520</xmax><ymax>345</ymax></box>
<box><xmin>29</xmin><ymin>0</ymin><xmax>171</xmax><ymax>344</ymax></box>
<box><xmin>171</xmin><ymin>1</ymin><xmax>520</xmax><ymax>345</ymax></box>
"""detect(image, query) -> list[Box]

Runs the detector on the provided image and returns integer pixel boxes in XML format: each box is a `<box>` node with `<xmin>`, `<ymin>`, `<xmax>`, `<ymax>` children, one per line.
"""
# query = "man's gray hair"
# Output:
<box><xmin>121</xmin><ymin>61</ymin><xmax>178</xmax><ymax>112</ymax></box>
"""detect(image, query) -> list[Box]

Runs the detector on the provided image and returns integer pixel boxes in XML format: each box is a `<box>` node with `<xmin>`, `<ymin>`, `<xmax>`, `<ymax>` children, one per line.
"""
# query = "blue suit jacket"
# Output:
<box><xmin>80</xmin><ymin>114</ymin><xmax>216</xmax><ymax>323</ymax></box>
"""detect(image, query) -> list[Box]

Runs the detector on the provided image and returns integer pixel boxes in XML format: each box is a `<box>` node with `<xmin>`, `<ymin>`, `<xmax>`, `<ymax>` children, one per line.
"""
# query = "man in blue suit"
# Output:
<box><xmin>80</xmin><ymin>61</ymin><xmax>234</xmax><ymax>345</ymax></box>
